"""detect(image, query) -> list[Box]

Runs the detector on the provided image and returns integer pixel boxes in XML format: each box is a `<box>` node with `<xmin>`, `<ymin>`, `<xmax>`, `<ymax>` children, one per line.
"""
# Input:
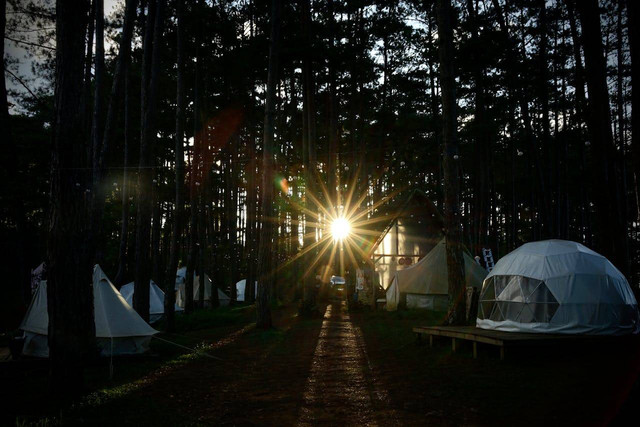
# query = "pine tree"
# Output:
<box><xmin>437</xmin><ymin>0</ymin><xmax>466</xmax><ymax>326</ymax></box>
<box><xmin>256</xmin><ymin>0</ymin><xmax>282</xmax><ymax>329</ymax></box>
<box><xmin>48</xmin><ymin>0</ymin><xmax>94</xmax><ymax>394</ymax></box>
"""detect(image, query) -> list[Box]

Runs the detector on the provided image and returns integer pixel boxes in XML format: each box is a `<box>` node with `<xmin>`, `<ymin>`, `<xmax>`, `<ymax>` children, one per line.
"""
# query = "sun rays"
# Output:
<box><xmin>330</xmin><ymin>217</ymin><xmax>351</xmax><ymax>241</ymax></box>
<box><xmin>264</xmin><ymin>163</ymin><xmax>405</xmax><ymax>282</ymax></box>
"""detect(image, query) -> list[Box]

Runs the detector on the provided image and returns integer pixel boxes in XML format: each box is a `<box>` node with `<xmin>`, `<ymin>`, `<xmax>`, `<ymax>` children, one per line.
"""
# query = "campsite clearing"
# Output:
<box><xmin>5</xmin><ymin>303</ymin><xmax>639</xmax><ymax>425</ymax></box>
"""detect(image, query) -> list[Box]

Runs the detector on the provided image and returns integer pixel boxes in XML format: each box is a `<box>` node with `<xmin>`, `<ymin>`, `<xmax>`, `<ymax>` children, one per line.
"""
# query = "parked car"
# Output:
<box><xmin>330</xmin><ymin>275</ymin><xmax>346</xmax><ymax>299</ymax></box>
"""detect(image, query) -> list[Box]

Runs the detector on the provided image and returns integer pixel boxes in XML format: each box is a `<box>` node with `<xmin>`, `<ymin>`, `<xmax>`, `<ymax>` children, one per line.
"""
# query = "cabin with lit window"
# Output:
<box><xmin>369</xmin><ymin>190</ymin><xmax>444</xmax><ymax>292</ymax></box>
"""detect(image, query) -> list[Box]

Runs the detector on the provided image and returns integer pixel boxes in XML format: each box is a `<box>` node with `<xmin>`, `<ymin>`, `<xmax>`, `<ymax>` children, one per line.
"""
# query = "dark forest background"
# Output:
<box><xmin>2</xmin><ymin>0</ymin><xmax>639</xmax><ymax>330</ymax></box>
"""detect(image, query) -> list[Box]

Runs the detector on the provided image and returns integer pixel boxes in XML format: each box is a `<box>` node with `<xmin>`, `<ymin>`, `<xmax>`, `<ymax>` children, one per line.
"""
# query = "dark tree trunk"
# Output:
<box><xmin>576</xmin><ymin>0</ymin><xmax>628</xmax><ymax>275</ymax></box>
<box><xmin>185</xmin><ymin>171</ymin><xmax>197</xmax><ymax>314</ymax></box>
<box><xmin>628</xmin><ymin>0</ymin><xmax>640</xmax><ymax>222</ymax></box>
<box><xmin>327</xmin><ymin>0</ymin><xmax>338</xmax><ymax>207</ymax></box>
<box><xmin>616</xmin><ymin>1</ymin><xmax>629</xmax><ymax>268</ymax></box>
<box><xmin>245</xmin><ymin>130</ymin><xmax>258</xmax><ymax>303</ymax></box>
<box><xmin>48</xmin><ymin>0</ymin><xmax>94</xmax><ymax>395</ymax></box>
<box><xmin>566</xmin><ymin>0</ymin><xmax>592</xmax><ymax>245</ymax></box>
<box><xmin>436</xmin><ymin>0</ymin><xmax>466</xmax><ymax>326</ymax></box>
<box><xmin>164</xmin><ymin>0</ymin><xmax>185</xmax><ymax>331</ymax></box>
<box><xmin>537</xmin><ymin>0</ymin><xmax>553</xmax><ymax>238</ymax></box>
<box><xmin>230</xmin><ymin>142</ymin><xmax>239</xmax><ymax>302</ymax></box>
<box><xmin>134</xmin><ymin>0</ymin><xmax>165</xmax><ymax>322</ymax></box>
<box><xmin>88</xmin><ymin>0</ymin><xmax>104</xmax><ymax>262</ymax></box>
<box><xmin>151</xmin><ymin>184</ymin><xmax>162</xmax><ymax>282</ymax></box>
<box><xmin>300</xmin><ymin>0</ymin><xmax>317</xmax><ymax>311</ymax></box>
<box><xmin>466</xmin><ymin>0</ymin><xmax>490</xmax><ymax>256</ymax></box>
<box><xmin>91</xmin><ymin>0</ymin><xmax>138</xmax><ymax>266</ymax></box>
<box><xmin>82</xmin><ymin>0</ymin><xmax>95</xmax><ymax>150</ymax></box>
<box><xmin>185</xmin><ymin>17</ymin><xmax>202</xmax><ymax>313</ymax></box>
<box><xmin>256</xmin><ymin>0</ymin><xmax>282</xmax><ymax>329</ymax></box>
<box><xmin>198</xmin><ymin>185</ymin><xmax>207</xmax><ymax>308</ymax></box>
<box><xmin>90</xmin><ymin>0</ymin><xmax>104</xmax><ymax>171</ymax></box>
<box><xmin>114</xmin><ymin>45</ymin><xmax>132</xmax><ymax>288</ymax></box>
<box><xmin>225</xmin><ymin>146</ymin><xmax>238</xmax><ymax>303</ymax></box>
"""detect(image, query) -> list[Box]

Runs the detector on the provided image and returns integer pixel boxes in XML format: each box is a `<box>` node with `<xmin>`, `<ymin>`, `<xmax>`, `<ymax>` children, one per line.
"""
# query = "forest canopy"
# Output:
<box><xmin>2</xmin><ymin>0</ymin><xmax>639</xmax><ymax>346</ymax></box>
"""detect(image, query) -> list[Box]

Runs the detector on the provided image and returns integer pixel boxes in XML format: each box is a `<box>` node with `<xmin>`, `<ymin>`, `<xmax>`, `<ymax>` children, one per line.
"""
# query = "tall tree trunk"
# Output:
<box><xmin>628</xmin><ymin>0</ymin><xmax>640</xmax><ymax>223</ymax></box>
<box><xmin>82</xmin><ymin>0</ymin><xmax>95</xmax><ymax>153</ymax></box>
<box><xmin>537</xmin><ymin>0</ymin><xmax>553</xmax><ymax>238</ymax></box>
<box><xmin>185</xmin><ymin>16</ymin><xmax>202</xmax><ymax>313</ymax></box>
<box><xmin>91</xmin><ymin>0</ymin><xmax>138</xmax><ymax>265</ymax></box>
<box><xmin>164</xmin><ymin>0</ymin><xmax>185</xmax><ymax>331</ymax></box>
<box><xmin>151</xmin><ymin>184</ymin><xmax>162</xmax><ymax>281</ymax></box>
<box><xmin>48</xmin><ymin>0</ymin><xmax>94</xmax><ymax>395</ymax></box>
<box><xmin>205</xmin><ymin>161</ymin><xmax>220</xmax><ymax>308</ymax></box>
<box><xmin>134</xmin><ymin>0</ymin><xmax>165</xmax><ymax>322</ymax></box>
<box><xmin>466</xmin><ymin>0</ymin><xmax>490</xmax><ymax>256</ymax></box>
<box><xmin>90</xmin><ymin>0</ymin><xmax>104</xmax><ymax>170</ymax></box>
<box><xmin>114</xmin><ymin>45</ymin><xmax>132</xmax><ymax>288</ymax></box>
<box><xmin>185</xmin><ymin>155</ymin><xmax>198</xmax><ymax>314</ymax></box>
<box><xmin>245</xmin><ymin>129</ymin><xmax>258</xmax><ymax>303</ymax></box>
<box><xmin>436</xmin><ymin>0</ymin><xmax>466</xmax><ymax>326</ymax></box>
<box><xmin>300</xmin><ymin>0</ymin><xmax>317</xmax><ymax>311</ymax></box>
<box><xmin>616</xmin><ymin>0</ymin><xmax>629</xmax><ymax>269</ymax></box>
<box><xmin>230</xmin><ymin>140</ymin><xmax>239</xmax><ymax>302</ymax></box>
<box><xmin>223</xmin><ymin>149</ymin><xmax>234</xmax><ymax>303</ymax></box>
<box><xmin>88</xmin><ymin>0</ymin><xmax>104</xmax><ymax>262</ymax></box>
<box><xmin>256</xmin><ymin>0</ymin><xmax>282</xmax><ymax>329</ymax></box>
<box><xmin>576</xmin><ymin>0</ymin><xmax>628</xmax><ymax>275</ymax></box>
<box><xmin>198</xmin><ymin>181</ymin><xmax>207</xmax><ymax>308</ymax></box>
<box><xmin>566</xmin><ymin>0</ymin><xmax>592</xmax><ymax>244</ymax></box>
<box><xmin>327</xmin><ymin>0</ymin><xmax>338</xmax><ymax>208</ymax></box>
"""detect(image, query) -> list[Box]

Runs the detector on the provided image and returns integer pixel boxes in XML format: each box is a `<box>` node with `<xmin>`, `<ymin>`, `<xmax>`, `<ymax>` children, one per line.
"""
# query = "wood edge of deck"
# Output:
<box><xmin>413</xmin><ymin>326</ymin><xmax>505</xmax><ymax>346</ymax></box>
<box><xmin>412</xmin><ymin>325</ymin><xmax>634</xmax><ymax>347</ymax></box>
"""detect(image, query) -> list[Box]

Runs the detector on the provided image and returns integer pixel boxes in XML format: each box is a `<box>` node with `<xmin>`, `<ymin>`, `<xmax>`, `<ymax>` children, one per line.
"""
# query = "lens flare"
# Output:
<box><xmin>331</xmin><ymin>217</ymin><xmax>351</xmax><ymax>241</ymax></box>
<box><xmin>275</xmin><ymin>175</ymin><xmax>289</xmax><ymax>193</ymax></box>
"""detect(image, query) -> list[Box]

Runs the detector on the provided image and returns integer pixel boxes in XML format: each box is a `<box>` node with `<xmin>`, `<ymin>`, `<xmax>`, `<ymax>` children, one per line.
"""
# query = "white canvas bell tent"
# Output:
<box><xmin>476</xmin><ymin>240</ymin><xmax>640</xmax><ymax>335</ymax></box>
<box><xmin>19</xmin><ymin>265</ymin><xmax>158</xmax><ymax>357</ymax></box>
<box><xmin>120</xmin><ymin>280</ymin><xmax>183</xmax><ymax>323</ymax></box>
<box><xmin>386</xmin><ymin>238</ymin><xmax>487</xmax><ymax>311</ymax></box>
<box><xmin>175</xmin><ymin>267</ymin><xmax>230</xmax><ymax>307</ymax></box>
<box><xmin>30</xmin><ymin>262</ymin><xmax>45</xmax><ymax>294</ymax></box>
<box><xmin>236</xmin><ymin>279</ymin><xmax>257</xmax><ymax>302</ymax></box>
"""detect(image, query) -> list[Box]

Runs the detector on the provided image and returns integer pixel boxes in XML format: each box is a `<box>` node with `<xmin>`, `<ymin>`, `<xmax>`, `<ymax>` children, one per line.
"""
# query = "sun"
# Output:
<box><xmin>330</xmin><ymin>217</ymin><xmax>351</xmax><ymax>241</ymax></box>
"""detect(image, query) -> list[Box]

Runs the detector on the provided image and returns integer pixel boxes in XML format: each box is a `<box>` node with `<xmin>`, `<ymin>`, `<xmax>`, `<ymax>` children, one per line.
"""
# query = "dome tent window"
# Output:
<box><xmin>478</xmin><ymin>275</ymin><xmax>559</xmax><ymax>323</ymax></box>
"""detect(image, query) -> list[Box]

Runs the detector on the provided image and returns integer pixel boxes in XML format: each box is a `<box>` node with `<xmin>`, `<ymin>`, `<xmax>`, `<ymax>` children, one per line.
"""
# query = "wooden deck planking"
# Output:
<box><xmin>412</xmin><ymin>325</ymin><xmax>621</xmax><ymax>360</ymax></box>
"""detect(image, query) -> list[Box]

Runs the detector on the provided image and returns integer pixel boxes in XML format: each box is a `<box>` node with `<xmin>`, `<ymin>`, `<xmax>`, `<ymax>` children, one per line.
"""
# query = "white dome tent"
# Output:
<box><xmin>20</xmin><ymin>265</ymin><xmax>158</xmax><ymax>357</ymax></box>
<box><xmin>120</xmin><ymin>280</ymin><xmax>184</xmax><ymax>323</ymax></box>
<box><xmin>386</xmin><ymin>238</ymin><xmax>487</xmax><ymax>311</ymax></box>
<box><xmin>175</xmin><ymin>267</ymin><xmax>230</xmax><ymax>307</ymax></box>
<box><xmin>236</xmin><ymin>279</ymin><xmax>257</xmax><ymax>302</ymax></box>
<box><xmin>476</xmin><ymin>240</ymin><xmax>640</xmax><ymax>335</ymax></box>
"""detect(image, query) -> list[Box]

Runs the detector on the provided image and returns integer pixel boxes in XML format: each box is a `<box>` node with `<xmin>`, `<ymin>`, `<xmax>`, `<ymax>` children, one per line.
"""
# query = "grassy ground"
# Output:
<box><xmin>7</xmin><ymin>303</ymin><xmax>640</xmax><ymax>425</ymax></box>
<box><xmin>352</xmin><ymin>308</ymin><xmax>640</xmax><ymax>426</ymax></box>
<box><xmin>5</xmin><ymin>304</ymin><xmax>257</xmax><ymax>426</ymax></box>
<box><xmin>53</xmin><ymin>303</ymin><xmax>325</xmax><ymax>426</ymax></box>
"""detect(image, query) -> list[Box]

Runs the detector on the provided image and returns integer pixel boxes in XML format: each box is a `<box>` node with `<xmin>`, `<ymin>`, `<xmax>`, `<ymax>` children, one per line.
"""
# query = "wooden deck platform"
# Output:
<box><xmin>412</xmin><ymin>326</ymin><xmax>618</xmax><ymax>360</ymax></box>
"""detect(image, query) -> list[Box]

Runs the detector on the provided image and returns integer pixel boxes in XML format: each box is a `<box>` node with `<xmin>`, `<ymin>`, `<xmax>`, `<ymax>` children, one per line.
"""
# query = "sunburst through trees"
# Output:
<box><xmin>270</xmin><ymin>165</ymin><xmax>402</xmax><ymax>284</ymax></box>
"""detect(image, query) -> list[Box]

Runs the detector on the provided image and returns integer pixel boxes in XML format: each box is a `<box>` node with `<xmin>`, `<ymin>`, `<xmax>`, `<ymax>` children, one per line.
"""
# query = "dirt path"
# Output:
<box><xmin>54</xmin><ymin>303</ymin><xmax>401</xmax><ymax>426</ymax></box>
<box><xmin>297</xmin><ymin>301</ymin><xmax>397</xmax><ymax>426</ymax></box>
